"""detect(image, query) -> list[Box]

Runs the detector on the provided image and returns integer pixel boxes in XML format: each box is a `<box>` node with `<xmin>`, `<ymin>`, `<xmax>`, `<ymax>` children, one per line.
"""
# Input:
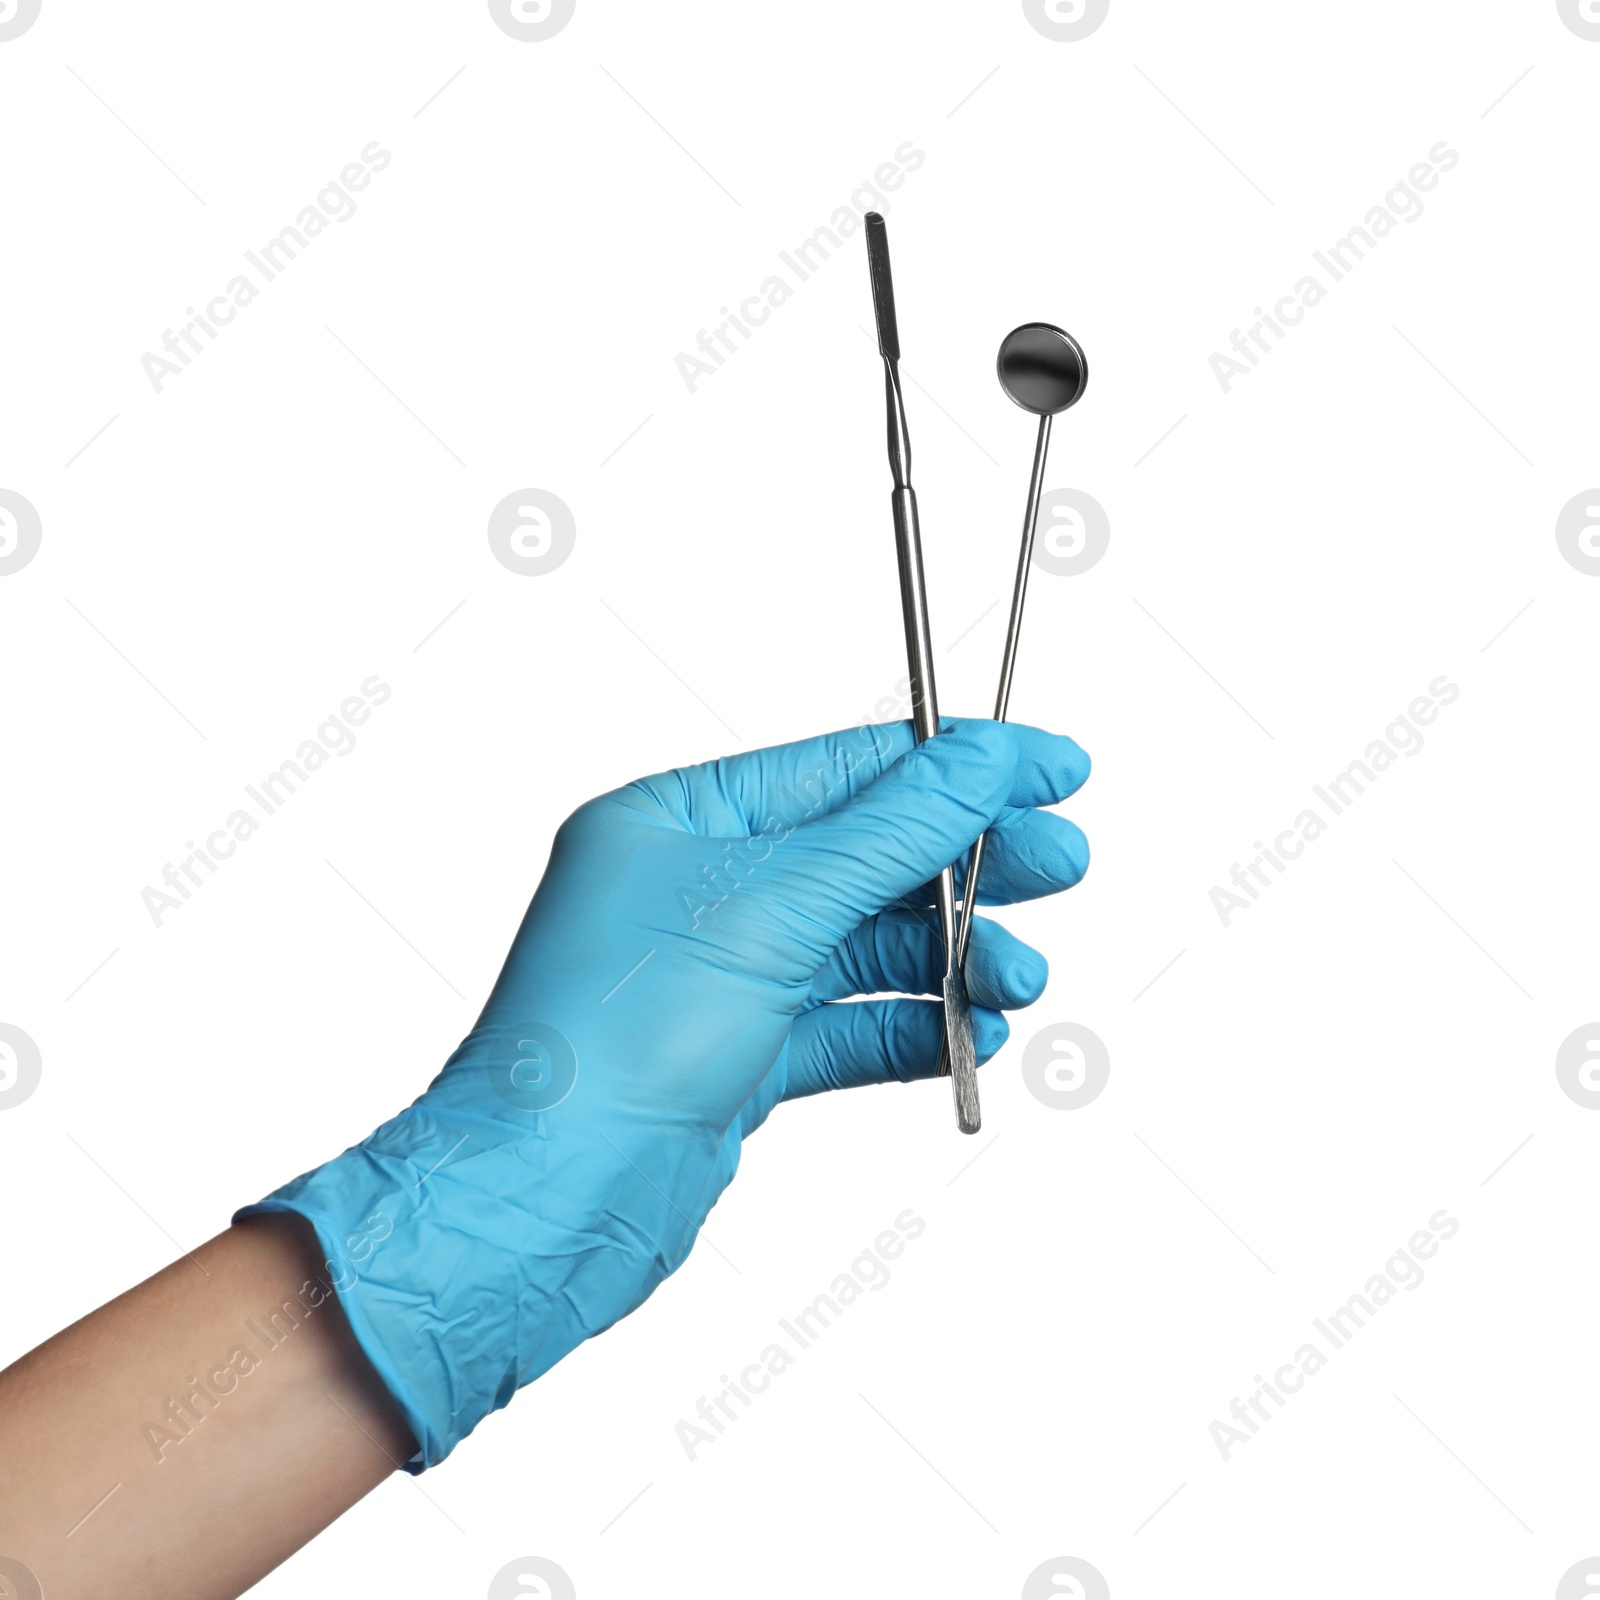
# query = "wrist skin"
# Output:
<box><xmin>0</xmin><ymin>1214</ymin><xmax>415</xmax><ymax>1600</ymax></box>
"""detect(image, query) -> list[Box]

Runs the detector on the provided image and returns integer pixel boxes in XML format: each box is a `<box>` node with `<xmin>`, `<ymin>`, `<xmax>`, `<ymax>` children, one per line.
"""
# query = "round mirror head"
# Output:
<box><xmin>996</xmin><ymin>323</ymin><xmax>1088</xmax><ymax>416</ymax></box>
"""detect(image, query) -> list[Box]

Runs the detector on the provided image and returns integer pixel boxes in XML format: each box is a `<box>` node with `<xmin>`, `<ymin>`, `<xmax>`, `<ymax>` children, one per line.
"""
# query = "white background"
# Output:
<box><xmin>2</xmin><ymin>2</ymin><xmax>1598</xmax><ymax>1596</ymax></box>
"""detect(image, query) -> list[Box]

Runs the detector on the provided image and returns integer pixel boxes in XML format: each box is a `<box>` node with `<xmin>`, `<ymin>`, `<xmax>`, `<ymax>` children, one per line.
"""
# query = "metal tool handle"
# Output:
<box><xmin>891</xmin><ymin>484</ymin><xmax>959</xmax><ymax>970</ymax></box>
<box><xmin>894</xmin><ymin>483</ymin><xmax>979</xmax><ymax>1132</ymax></box>
<box><xmin>866</xmin><ymin>213</ymin><xmax>978</xmax><ymax>1133</ymax></box>
<box><xmin>891</xmin><ymin>486</ymin><xmax>940</xmax><ymax>744</ymax></box>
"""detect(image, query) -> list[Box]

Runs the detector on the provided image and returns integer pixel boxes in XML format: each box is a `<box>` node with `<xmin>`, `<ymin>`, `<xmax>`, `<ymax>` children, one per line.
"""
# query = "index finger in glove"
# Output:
<box><xmin>769</xmin><ymin>721</ymin><xmax>1090</xmax><ymax>928</ymax></box>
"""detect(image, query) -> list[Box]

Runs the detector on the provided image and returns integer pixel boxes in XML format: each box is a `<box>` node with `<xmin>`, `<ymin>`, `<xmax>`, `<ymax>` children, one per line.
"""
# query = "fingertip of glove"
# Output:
<box><xmin>937</xmin><ymin>722</ymin><xmax>1091</xmax><ymax>810</ymax></box>
<box><xmin>1039</xmin><ymin>732</ymin><xmax>1092</xmax><ymax>800</ymax></box>
<box><xmin>920</xmin><ymin>720</ymin><xmax>1019</xmax><ymax>804</ymax></box>
<box><xmin>1061</xmin><ymin>819</ymin><xmax>1091</xmax><ymax>883</ymax></box>
<box><xmin>974</xmin><ymin>1006</ymin><xmax>1010</xmax><ymax>1063</ymax></box>
<box><xmin>1010</xmin><ymin>946</ymin><xmax>1049</xmax><ymax>1006</ymax></box>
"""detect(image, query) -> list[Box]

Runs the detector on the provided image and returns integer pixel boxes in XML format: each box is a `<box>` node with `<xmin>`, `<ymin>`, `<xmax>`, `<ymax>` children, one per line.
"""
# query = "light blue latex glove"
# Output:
<box><xmin>237</xmin><ymin>717</ymin><xmax>1089</xmax><ymax>1468</ymax></box>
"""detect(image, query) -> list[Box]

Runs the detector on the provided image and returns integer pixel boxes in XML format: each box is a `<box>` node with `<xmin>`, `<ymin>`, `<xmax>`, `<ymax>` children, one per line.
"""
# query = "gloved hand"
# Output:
<box><xmin>237</xmin><ymin>717</ymin><xmax>1090</xmax><ymax>1468</ymax></box>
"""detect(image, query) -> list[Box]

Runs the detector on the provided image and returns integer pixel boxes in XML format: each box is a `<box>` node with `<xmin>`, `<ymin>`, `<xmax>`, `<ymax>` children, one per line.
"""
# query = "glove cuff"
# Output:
<box><xmin>235</xmin><ymin>1093</ymin><xmax>711</xmax><ymax>1470</ymax></box>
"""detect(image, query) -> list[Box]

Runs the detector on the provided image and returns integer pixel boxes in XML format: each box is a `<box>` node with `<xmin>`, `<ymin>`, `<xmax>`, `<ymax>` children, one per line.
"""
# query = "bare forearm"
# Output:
<box><xmin>0</xmin><ymin>1216</ymin><xmax>415</xmax><ymax>1600</ymax></box>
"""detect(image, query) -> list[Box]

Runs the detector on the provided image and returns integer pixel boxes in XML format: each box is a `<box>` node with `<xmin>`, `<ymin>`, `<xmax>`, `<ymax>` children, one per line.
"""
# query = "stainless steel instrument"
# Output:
<box><xmin>863</xmin><ymin>211</ymin><xmax>980</xmax><ymax>1135</ymax></box>
<box><xmin>953</xmin><ymin>323</ymin><xmax>1089</xmax><ymax>968</ymax></box>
